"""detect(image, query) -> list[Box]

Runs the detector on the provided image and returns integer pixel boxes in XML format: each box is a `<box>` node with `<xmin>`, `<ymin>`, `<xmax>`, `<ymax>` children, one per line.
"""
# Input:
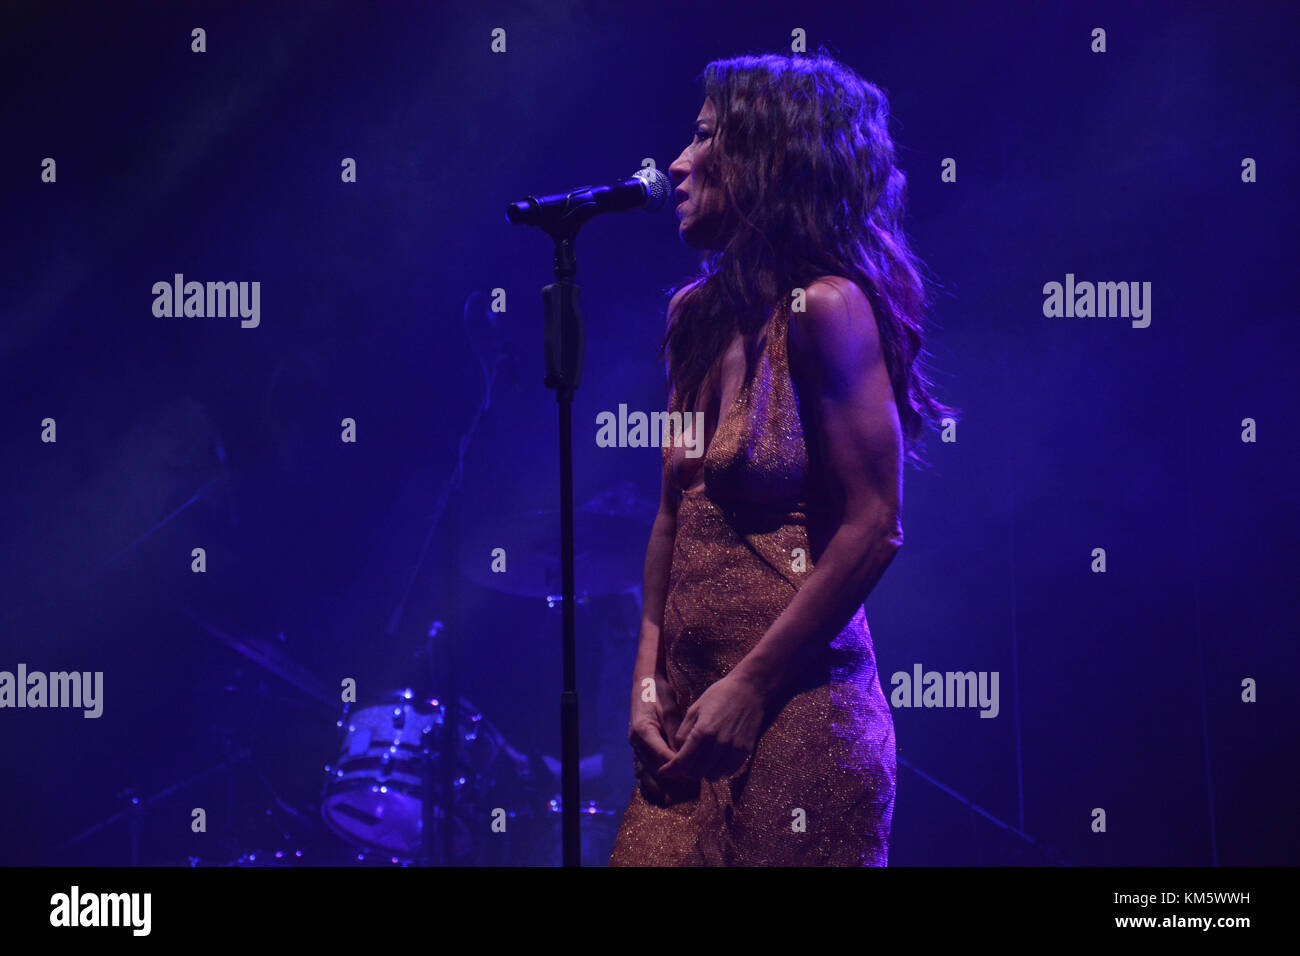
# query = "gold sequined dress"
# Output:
<box><xmin>609</xmin><ymin>301</ymin><xmax>897</xmax><ymax>866</ymax></box>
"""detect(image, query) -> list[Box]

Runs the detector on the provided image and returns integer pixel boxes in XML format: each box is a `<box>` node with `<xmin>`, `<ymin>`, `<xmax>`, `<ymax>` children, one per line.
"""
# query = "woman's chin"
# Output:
<box><xmin>677</xmin><ymin>222</ymin><xmax>711</xmax><ymax>250</ymax></box>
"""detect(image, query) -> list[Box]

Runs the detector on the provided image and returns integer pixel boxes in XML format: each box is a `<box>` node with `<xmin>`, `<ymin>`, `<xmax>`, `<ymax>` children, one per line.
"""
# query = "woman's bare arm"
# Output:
<box><xmin>729</xmin><ymin>275</ymin><xmax>904</xmax><ymax>699</ymax></box>
<box><xmin>630</xmin><ymin>464</ymin><xmax>679</xmax><ymax>688</ymax></box>
<box><xmin>625</xmin><ymin>284</ymin><xmax>699</xmax><ymax>790</ymax></box>
<box><xmin>629</xmin><ymin>280</ymin><xmax>696</xmax><ymax>689</ymax></box>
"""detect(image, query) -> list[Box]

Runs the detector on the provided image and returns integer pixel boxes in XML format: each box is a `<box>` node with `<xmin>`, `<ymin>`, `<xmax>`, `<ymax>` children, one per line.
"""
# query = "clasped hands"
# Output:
<box><xmin>629</xmin><ymin>670</ymin><xmax>768</xmax><ymax>801</ymax></box>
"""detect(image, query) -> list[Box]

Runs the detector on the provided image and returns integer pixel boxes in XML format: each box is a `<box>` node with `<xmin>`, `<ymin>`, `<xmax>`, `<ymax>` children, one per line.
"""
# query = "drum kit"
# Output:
<box><xmin>59</xmin><ymin>493</ymin><xmax>650</xmax><ymax>867</ymax></box>
<box><xmin>307</xmin><ymin>496</ymin><xmax>648</xmax><ymax>865</ymax></box>
<box><xmin>320</xmin><ymin>689</ymin><xmax>516</xmax><ymax>863</ymax></box>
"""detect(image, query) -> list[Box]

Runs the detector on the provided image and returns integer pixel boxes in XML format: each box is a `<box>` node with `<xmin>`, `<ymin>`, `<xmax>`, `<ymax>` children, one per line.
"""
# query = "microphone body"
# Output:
<box><xmin>506</xmin><ymin>167</ymin><xmax>672</xmax><ymax>228</ymax></box>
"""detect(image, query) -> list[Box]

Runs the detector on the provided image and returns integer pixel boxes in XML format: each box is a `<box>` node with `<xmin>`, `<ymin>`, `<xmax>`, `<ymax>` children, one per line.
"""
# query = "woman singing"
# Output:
<box><xmin>609</xmin><ymin>51</ymin><xmax>956</xmax><ymax>866</ymax></box>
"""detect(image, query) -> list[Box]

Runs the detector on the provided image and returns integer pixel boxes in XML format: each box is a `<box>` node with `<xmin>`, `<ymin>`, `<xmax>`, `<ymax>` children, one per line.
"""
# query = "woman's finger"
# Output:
<box><xmin>660</xmin><ymin>727</ymin><xmax>707</xmax><ymax>778</ymax></box>
<box><xmin>633</xmin><ymin>725</ymin><xmax>677</xmax><ymax>765</ymax></box>
<box><xmin>672</xmin><ymin>708</ymin><xmax>699</xmax><ymax>749</ymax></box>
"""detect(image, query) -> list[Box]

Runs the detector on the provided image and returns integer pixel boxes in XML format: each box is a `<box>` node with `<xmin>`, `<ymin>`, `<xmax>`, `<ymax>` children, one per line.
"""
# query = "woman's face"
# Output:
<box><xmin>669</xmin><ymin>98</ymin><xmax>726</xmax><ymax>250</ymax></box>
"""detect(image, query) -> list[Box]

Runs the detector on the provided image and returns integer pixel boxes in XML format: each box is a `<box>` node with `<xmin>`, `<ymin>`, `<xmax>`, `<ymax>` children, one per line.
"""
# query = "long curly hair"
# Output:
<box><xmin>664</xmin><ymin>50</ymin><xmax>957</xmax><ymax>468</ymax></box>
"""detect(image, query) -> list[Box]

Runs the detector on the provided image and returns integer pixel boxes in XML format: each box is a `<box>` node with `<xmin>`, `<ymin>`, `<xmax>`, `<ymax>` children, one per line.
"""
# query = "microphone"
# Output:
<box><xmin>506</xmin><ymin>167</ymin><xmax>672</xmax><ymax>228</ymax></box>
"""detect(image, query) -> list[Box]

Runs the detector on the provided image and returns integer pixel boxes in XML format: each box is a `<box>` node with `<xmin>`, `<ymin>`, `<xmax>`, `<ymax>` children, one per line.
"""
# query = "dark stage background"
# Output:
<box><xmin>1</xmin><ymin>0</ymin><xmax>1297</xmax><ymax>867</ymax></box>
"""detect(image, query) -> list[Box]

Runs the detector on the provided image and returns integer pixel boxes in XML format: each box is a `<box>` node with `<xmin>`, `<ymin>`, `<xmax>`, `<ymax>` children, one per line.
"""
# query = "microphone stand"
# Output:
<box><xmin>512</xmin><ymin>174</ymin><xmax>667</xmax><ymax>864</ymax></box>
<box><xmin>536</xmin><ymin>198</ymin><xmax>594</xmax><ymax>866</ymax></box>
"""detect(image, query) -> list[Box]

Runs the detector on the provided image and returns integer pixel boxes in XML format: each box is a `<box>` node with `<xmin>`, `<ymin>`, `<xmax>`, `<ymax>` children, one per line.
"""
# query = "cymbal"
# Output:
<box><xmin>181</xmin><ymin>608</ymin><xmax>334</xmax><ymax>707</ymax></box>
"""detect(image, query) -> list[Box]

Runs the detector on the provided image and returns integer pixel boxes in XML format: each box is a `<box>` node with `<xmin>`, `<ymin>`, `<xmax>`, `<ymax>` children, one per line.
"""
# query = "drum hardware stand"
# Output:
<box><xmin>419</xmin><ymin>728</ymin><xmax>439</xmax><ymax>865</ymax></box>
<box><xmin>418</xmin><ymin>620</ymin><xmax>451</xmax><ymax>866</ymax></box>
<box><xmin>897</xmin><ymin>756</ymin><xmax>1069</xmax><ymax>865</ymax></box>
<box><xmin>57</xmin><ymin>747</ymin><xmax>252</xmax><ymax>863</ymax></box>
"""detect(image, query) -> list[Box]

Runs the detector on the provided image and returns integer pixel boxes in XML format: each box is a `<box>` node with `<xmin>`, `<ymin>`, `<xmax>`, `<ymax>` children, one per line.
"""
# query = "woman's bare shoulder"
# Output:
<box><xmin>788</xmin><ymin>276</ymin><xmax>881</xmax><ymax>370</ymax></box>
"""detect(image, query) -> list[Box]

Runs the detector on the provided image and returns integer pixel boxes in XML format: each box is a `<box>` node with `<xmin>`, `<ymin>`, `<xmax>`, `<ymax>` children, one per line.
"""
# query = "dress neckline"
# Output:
<box><xmin>675</xmin><ymin>305</ymin><xmax>788</xmax><ymax>495</ymax></box>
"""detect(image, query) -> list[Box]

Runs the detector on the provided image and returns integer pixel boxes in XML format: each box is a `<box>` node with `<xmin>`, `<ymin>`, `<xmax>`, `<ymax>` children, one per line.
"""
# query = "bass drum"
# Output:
<box><xmin>321</xmin><ymin>690</ymin><xmax>506</xmax><ymax>860</ymax></box>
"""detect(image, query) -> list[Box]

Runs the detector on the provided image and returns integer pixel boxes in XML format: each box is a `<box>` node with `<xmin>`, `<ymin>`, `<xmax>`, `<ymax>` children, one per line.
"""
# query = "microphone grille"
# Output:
<box><xmin>633</xmin><ymin>166</ymin><xmax>673</xmax><ymax>212</ymax></box>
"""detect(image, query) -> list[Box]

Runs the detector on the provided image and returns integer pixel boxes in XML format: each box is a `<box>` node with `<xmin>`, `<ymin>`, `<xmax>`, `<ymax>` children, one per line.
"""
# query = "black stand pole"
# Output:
<box><xmin>543</xmin><ymin>233</ymin><xmax>585</xmax><ymax>867</ymax></box>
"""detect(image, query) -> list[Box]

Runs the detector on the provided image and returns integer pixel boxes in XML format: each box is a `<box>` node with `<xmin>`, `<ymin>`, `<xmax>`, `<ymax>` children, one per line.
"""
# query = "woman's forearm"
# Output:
<box><xmin>730</xmin><ymin>519</ymin><xmax>902</xmax><ymax>700</ymax></box>
<box><xmin>632</xmin><ymin>511</ymin><xmax>677</xmax><ymax>686</ymax></box>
